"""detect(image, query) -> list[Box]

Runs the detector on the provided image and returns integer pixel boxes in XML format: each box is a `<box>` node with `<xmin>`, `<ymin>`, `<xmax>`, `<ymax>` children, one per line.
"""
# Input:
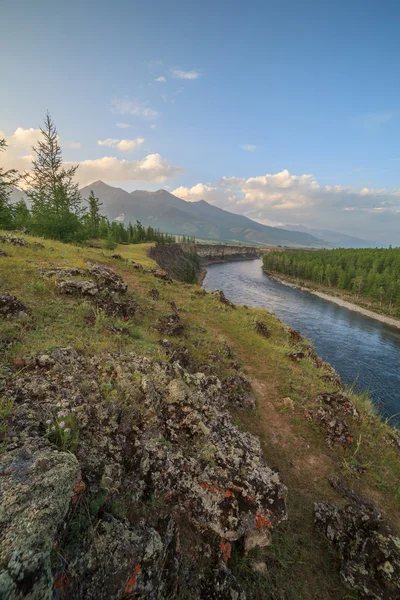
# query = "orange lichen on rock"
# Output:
<box><xmin>125</xmin><ymin>563</ymin><xmax>141</xmax><ymax>593</ymax></box>
<box><xmin>200</xmin><ymin>481</ymin><xmax>224</xmax><ymax>494</ymax></box>
<box><xmin>255</xmin><ymin>512</ymin><xmax>271</xmax><ymax>529</ymax></box>
<box><xmin>72</xmin><ymin>478</ymin><xmax>86</xmax><ymax>505</ymax></box>
<box><xmin>224</xmin><ymin>490</ymin><xmax>235</xmax><ymax>498</ymax></box>
<box><xmin>220</xmin><ymin>541</ymin><xmax>232</xmax><ymax>563</ymax></box>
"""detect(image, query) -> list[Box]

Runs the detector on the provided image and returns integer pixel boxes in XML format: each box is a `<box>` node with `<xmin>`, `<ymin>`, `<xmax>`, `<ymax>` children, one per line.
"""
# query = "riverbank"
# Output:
<box><xmin>1</xmin><ymin>234</ymin><xmax>400</xmax><ymax>599</ymax></box>
<box><xmin>265</xmin><ymin>270</ymin><xmax>400</xmax><ymax>331</ymax></box>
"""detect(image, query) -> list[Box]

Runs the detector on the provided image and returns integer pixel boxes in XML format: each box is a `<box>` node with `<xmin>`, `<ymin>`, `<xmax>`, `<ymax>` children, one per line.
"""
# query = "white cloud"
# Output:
<box><xmin>155</xmin><ymin>76</ymin><xmax>166</xmax><ymax>82</ymax></box>
<box><xmin>171</xmin><ymin>69</ymin><xmax>200</xmax><ymax>80</ymax></box>
<box><xmin>66</xmin><ymin>140</ymin><xmax>81</xmax><ymax>149</ymax></box>
<box><xmin>150</xmin><ymin>124</ymin><xmax>156</xmax><ymax>129</ymax></box>
<box><xmin>174</xmin><ymin>169</ymin><xmax>400</xmax><ymax>243</ymax></box>
<box><xmin>217</xmin><ymin>176</ymin><xmax>246</xmax><ymax>188</ymax></box>
<box><xmin>116</xmin><ymin>122</ymin><xmax>132</xmax><ymax>129</ymax></box>
<box><xmin>97</xmin><ymin>137</ymin><xmax>144</xmax><ymax>152</ymax></box>
<box><xmin>172</xmin><ymin>183</ymin><xmax>234</xmax><ymax>206</ymax></box>
<box><xmin>111</xmin><ymin>96</ymin><xmax>158</xmax><ymax>119</ymax></box>
<box><xmin>0</xmin><ymin>127</ymin><xmax>42</xmax><ymax>172</ymax></box>
<box><xmin>241</xmin><ymin>144</ymin><xmax>257</xmax><ymax>152</ymax></box>
<box><xmin>68</xmin><ymin>154</ymin><xmax>184</xmax><ymax>186</ymax></box>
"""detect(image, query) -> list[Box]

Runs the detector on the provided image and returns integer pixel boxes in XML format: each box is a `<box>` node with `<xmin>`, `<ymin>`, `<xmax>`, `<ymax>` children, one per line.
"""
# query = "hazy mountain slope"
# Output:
<box><xmin>80</xmin><ymin>181</ymin><xmax>328</xmax><ymax>247</ymax></box>
<box><xmin>279</xmin><ymin>224</ymin><xmax>377</xmax><ymax>248</ymax></box>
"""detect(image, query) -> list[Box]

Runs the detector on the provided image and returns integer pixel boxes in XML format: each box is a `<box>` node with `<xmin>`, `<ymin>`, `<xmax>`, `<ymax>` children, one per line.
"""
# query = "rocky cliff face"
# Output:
<box><xmin>183</xmin><ymin>244</ymin><xmax>260</xmax><ymax>265</ymax></box>
<box><xmin>148</xmin><ymin>244</ymin><xmax>201</xmax><ymax>281</ymax></box>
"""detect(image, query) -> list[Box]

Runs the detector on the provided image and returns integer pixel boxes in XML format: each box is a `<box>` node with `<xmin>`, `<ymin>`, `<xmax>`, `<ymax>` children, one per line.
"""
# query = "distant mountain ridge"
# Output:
<box><xmin>80</xmin><ymin>181</ymin><xmax>328</xmax><ymax>248</ymax></box>
<box><xmin>279</xmin><ymin>224</ymin><xmax>378</xmax><ymax>248</ymax></box>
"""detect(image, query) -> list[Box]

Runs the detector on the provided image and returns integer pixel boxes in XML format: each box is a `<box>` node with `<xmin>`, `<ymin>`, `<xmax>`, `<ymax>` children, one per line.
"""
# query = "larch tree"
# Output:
<box><xmin>25</xmin><ymin>112</ymin><xmax>84</xmax><ymax>241</ymax></box>
<box><xmin>0</xmin><ymin>139</ymin><xmax>19</xmax><ymax>229</ymax></box>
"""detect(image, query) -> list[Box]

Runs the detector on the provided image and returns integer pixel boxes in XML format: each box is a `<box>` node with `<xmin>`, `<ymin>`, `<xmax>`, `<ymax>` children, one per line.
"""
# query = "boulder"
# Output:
<box><xmin>0</xmin><ymin>293</ymin><xmax>28</xmax><ymax>319</ymax></box>
<box><xmin>315</xmin><ymin>479</ymin><xmax>400</xmax><ymax>599</ymax></box>
<box><xmin>0</xmin><ymin>447</ymin><xmax>80</xmax><ymax>600</ymax></box>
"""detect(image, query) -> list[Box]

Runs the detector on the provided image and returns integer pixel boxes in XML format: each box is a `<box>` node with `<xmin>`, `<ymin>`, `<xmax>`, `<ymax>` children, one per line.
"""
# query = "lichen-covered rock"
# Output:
<box><xmin>153</xmin><ymin>268</ymin><xmax>172</xmax><ymax>282</ymax></box>
<box><xmin>221</xmin><ymin>373</ymin><xmax>257</xmax><ymax>410</ymax></box>
<box><xmin>287</xmin><ymin>328</ymin><xmax>303</xmax><ymax>343</ymax></box>
<box><xmin>255</xmin><ymin>320</ymin><xmax>271</xmax><ymax>339</ymax></box>
<box><xmin>40</xmin><ymin>267</ymin><xmax>86</xmax><ymax>278</ymax></box>
<box><xmin>0</xmin><ymin>234</ymin><xmax>28</xmax><ymax>247</ymax></box>
<box><xmin>86</xmin><ymin>262</ymin><xmax>128</xmax><ymax>293</ymax></box>
<box><xmin>315</xmin><ymin>479</ymin><xmax>400</xmax><ymax>599</ymax></box>
<box><xmin>0</xmin><ymin>248</ymin><xmax>8</xmax><ymax>257</ymax></box>
<box><xmin>102</xmin><ymin>294</ymin><xmax>141</xmax><ymax>318</ymax></box>
<box><xmin>0</xmin><ymin>447</ymin><xmax>80</xmax><ymax>600</ymax></box>
<box><xmin>305</xmin><ymin>392</ymin><xmax>359</xmax><ymax>448</ymax></box>
<box><xmin>157</xmin><ymin>312</ymin><xmax>185</xmax><ymax>336</ymax></box>
<box><xmin>0</xmin><ymin>293</ymin><xmax>28</xmax><ymax>318</ymax></box>
<box><xmin>1</xmin><ymin>346</ymin><xmax>287</xmax><ymax>598</ymax></box>
<box><xmin>56</xmin><ymin>279</ymin><xmax>99</xmax><ymax>296</ymax></box>
<box><xmin>150</xmin><ymin>287</ymin><xmax>160</xmax><ymax>301</ymax></box>
<box><xmin>213</xmin><ymin>290</ymin><xmax>235</xmax><ymax>308</ymax></box>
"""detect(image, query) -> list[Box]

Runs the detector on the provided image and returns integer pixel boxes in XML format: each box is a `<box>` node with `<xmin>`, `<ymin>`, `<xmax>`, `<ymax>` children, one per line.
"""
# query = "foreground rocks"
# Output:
<box><xmin>305</xmin><ymin>392</ymin><xmax>360</xmax><ymax>448</ymax></box>
<box><xmin>0</xmin><ymin>346</ymin><xmax>287</xmax><ymax>599</ymax></box>
<box><xmin>0</xmin><ymin>293</ymin><xmax>29</xmax><ymax>319</ymax></box>
<box><xmin>0</xmin><ymin>234</ymin><xmax>28</xmax><ymax>247</ymax></box>
<box><xmin>315</xmin><ymin>478</ymin><xmax>400</xmax><ymax>599</ymax></box>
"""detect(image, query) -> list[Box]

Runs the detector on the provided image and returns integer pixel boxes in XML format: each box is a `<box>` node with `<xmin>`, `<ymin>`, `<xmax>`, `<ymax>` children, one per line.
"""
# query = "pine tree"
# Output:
<box><xmin>84</xmin><ymin>190</ymin><xmax>102</xmax><ymax>238</ymax></box>
<box><xmin>25</xmin><ymin>112</ymin><xmax>84</xmax><ymax>241</ymax></box>
<box><xmin>103</xmin><ymin>230</ymin><xmax>117</xmax><ymax>250</ymax></box>
<box><xmin>0</xmin><ymin>139</ymin><xmax>19</xmax><ymax>230</ymax></box>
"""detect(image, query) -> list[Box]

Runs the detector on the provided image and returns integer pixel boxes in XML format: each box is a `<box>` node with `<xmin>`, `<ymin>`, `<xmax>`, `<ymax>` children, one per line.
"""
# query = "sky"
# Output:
<box><xmin>1</xmin><ymin>0</ymin><xmax>400</xmax><ymax>243</ymax></box>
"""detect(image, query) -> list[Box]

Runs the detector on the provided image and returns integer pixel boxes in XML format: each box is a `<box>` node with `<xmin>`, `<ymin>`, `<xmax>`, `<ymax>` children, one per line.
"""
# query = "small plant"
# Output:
<box><xmin>46</xmin><ymin>399</ymin><xmax>78</xmax><ymax>451</ymax></box>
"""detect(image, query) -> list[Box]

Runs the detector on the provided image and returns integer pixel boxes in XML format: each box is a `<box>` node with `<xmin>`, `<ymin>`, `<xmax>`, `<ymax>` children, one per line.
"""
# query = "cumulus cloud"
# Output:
<box><xmin>67</xmin><ymin>154</ymin><xmax>184</xmax><ymax>187</ymax></box>
<box><xmin>174</xmin><ymin>169</ymin><xmax>400</xmax><ymax>243</ymax></box>
<box><xmin>97</xmin><ymin>137</ymin><xmax>144</xmax><ymax>152</ymax></box>
<box><xmin>240</xmin><ymin>144</ymin><xmax>257</xmax><ymax>152</ymax></box>
<box><xmin>0</xmin><ymin>126</ymin><xmax>183</xmax><ymax>189</ymax></box>
<box><xmin>0</xmin><ymin>127</ymin><xmax>41</xmax><ymax>172</ymax></box>
<box><xmin>171</xmin><ymin>69</ymin><xmax>200</xmax><ymax>80</ymax></box>
<box><xmin>172</xmin><ymin>183</ymin><xmax>236</xmax><ymax>206</ymax></box>
<box><xmin>111</xmin><ymin>96</ymin><xmax>158</xmax><ymax>119</ymax></box>
<box><xmin>116</xmin><ymin>122</ymin><xmax>132</xmax><ymax>129</ymax></box>
<box><xmin>155</xmin><ymin>76</ymin><xmax>166</xmax><ymax>82</ymax></box>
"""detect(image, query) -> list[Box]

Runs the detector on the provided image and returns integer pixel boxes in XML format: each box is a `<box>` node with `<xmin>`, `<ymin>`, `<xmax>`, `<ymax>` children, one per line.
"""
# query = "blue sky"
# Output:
<box><xmin>2</xmin><ymin>0</ymin><xmax>400</xmax><ymax>242</ymax></box>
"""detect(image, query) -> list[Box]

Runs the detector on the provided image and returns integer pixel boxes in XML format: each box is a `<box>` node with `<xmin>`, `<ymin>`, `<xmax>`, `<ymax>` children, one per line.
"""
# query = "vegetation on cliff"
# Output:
<box><xmin>0</xmin><ymin>234</ymin><xmax>400</xmax><ymax>599</ymax></box>
<box><xmin>263</xmin><ymin>247</ymin><xmax>400</xmax><ymax>318</ymax></box>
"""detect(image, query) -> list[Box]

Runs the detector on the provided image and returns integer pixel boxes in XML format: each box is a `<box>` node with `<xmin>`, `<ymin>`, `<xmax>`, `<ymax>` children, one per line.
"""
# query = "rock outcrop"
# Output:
<box><xmin>315</xmin><ymin>478</ymin><xmax>400</xmax><ymax>599</ymax></box>
<box><xmin>0</xmin><ymin>345</ymin><xmax>287</xmax><ymax>599</ymax></box>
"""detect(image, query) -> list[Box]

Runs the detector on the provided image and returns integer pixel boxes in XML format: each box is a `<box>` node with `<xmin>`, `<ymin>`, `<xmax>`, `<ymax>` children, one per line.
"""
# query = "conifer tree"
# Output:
<box><xmin>0</xmin><ymin>139</ymin><xmax>19</xmax><ymax>229</ymax></box>
<box><xmin>84</xmin><ymin>190</ymin><xmax>102</xmax><ymax>237</ymax></box>
<box><xmin>25</xmin><ymin>112</ymin><xmax>84</xmax><ymax>241</ymax></box>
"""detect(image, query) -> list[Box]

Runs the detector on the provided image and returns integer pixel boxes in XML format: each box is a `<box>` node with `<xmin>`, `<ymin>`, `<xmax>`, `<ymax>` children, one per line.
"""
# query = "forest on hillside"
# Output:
<box><xmin>263</xmin><ymin>247</ymin><xmax>400</xmax><ymax>315</ymax></box>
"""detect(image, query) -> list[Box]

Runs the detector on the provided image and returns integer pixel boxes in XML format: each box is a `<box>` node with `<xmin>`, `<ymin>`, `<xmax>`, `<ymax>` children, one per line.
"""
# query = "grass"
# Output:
<box><xmin>1</xmin><ymin>231</ymin><xmax>399</xmax><ymax>599</ymax></box>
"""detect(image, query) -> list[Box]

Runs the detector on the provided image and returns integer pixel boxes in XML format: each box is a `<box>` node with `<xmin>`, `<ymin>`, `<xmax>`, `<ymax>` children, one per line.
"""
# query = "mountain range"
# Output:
<box><xmin>11</xmin><ymin>180</ymin><xmax>376</xmax><ymax>248</ymax></box>
<box><xmin>80</xmin><ymin>181</ymin><xmax>328</xmax><ymax>248</ymax></box>
<box><xmin>278</xmin><ymin>224</ymin><xmax>378</xmax><ymax>248</ymax></box>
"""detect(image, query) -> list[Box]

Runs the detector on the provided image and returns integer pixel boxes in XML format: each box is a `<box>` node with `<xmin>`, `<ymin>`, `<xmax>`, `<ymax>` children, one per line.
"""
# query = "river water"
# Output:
<box><xmin>203</xmin><ymin>259</ymin><xmax>400</xmax><ymax>425</ymax></box>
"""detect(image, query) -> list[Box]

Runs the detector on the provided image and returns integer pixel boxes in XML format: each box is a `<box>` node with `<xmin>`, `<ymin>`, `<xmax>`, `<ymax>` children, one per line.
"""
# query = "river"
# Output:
<box><xmin>203</xmin><ymin>259</ymin><xmax>400</xmax><ymax>425</ymax></box>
